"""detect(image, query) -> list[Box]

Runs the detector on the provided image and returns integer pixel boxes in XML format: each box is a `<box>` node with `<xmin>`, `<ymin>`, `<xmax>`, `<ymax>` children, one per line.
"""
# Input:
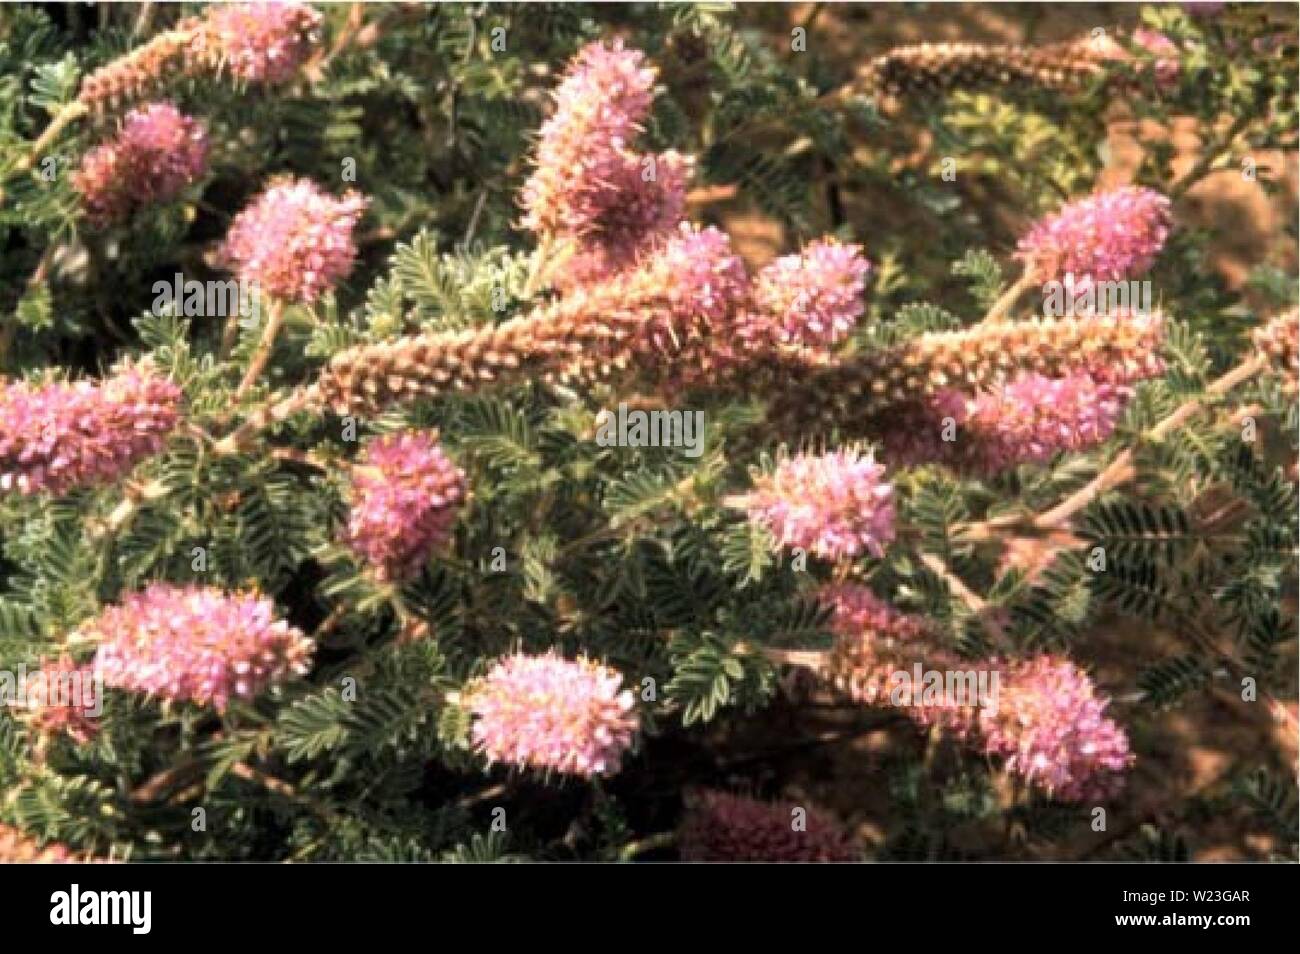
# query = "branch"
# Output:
<box><xmin>960</xmin><ymin>351</ymin><xmax>1269</xmax><ymax>539</ymax></box>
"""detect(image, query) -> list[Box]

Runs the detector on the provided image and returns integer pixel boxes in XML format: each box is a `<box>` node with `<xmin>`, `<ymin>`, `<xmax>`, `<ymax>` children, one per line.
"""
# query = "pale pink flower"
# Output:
<box><xmin>72</xmin><ymin>102</ymin><xmax>209</xmax><ymax>225</ymax></box>
<box><xmin>218</xmin><ymin>177</ymin><xmax>367</xmax><ymax>302</ymax></box>
<box><xmin>0</xmin><ymin>364</ymin><xmax>181</xmax><ymax>496</ymax></box>
<box><xmin>521</xmin><ymin>39</ymin><xmax>658</xmax><ymax>238</ymax></box>
<box><xmin>745</xmin><ymin>239</ymin><xmax>871</xmax><ymax>350</ymax></box>
<box><xmin>1016</xmin><ymin>186</ymin><xmax>1172</xmax><ymax>283</ymax></box>
<box><xmin>465</xmin><ymin>651</ymin><xmax>638</xmax><ymax>777</ymax></box>
<box><xmin>738</xmin><ymin>447</ymin><xmax>895</xmax><ymax>561</ymax></box>
<box><xmin>882</xmin><ymin>371</ymin><xmax>1130</xmax><ymax>474</ymax></box>
<box><xmin>88</xmin><ymin>584</ymin><xmax>313</xmax><ymax>711</ymax></box>
<box><xmin>343</xmin><ymin>431</ymin><xmax>466</xmax><ymax>581</ymax></box>
<box><xmin>206</xmin><ymin>2</ymin><xmax>323</xmax><ymax>84</ymax></box>
<box><xmin>522</xmin><ymin>40</ymin><xmax>695</xmax><ymax>289</ymax></box>
<box><xmin>975</xmin><ymin>655</ymin><xmax>1133</xmax><ymax>802</ymax></box>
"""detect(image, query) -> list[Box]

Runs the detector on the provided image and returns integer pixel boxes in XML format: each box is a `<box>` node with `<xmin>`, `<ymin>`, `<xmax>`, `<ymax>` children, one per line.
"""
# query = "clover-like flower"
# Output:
<box><xmin>343</xmin><ymin>431</ymin><xmax>467</xmax><ymax>581</ymax></box>
<box><xmin>464</xmin><ymin>652</ymin><xmax>638</xmax><ymax>777</ymax></box>
<box><xmin>88</xmin><ymin>584</ymin><xmax>314</xmax><ymax>711</ymax></box>
<box><xmin>0</xmin><ymin>364</ymin><xmax>182</xmax><ymax>496</ymax></box>
<box><xmin>1016</xmin><ymin>186</ymin><xmax>1172</xmax><ymax>284</ymax></box>
<box><xmin>736</xmin><ymin>447</ymin><xmax>895</xmax><ymax>561</ymax></box>
<box><xmin>72</xmin><ymin>102</ymin><xmax>209</xmax><ymax>225</ymax></box>
<box><xmin>218</xmin><ymin>177</ymin><xmax>367</xmax><ymax>302</ymax></box>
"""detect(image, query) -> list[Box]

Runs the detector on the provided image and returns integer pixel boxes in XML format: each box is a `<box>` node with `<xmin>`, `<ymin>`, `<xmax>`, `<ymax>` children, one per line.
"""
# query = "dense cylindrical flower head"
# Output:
<box><xmin>205</xmin><ymin>2</ymin><xmax>323</xmax><ymax>84</ymax></box>
<box><xmin>1016</xmin><ymin>186</ymin><xmax>1172</xmax><ymax>283</ymax></box>
<box><xmin>87</xmin><ymin>584</ymin><xmax>314</xmax><ymax>711</ymax></box>
<box><xmin>882</xmin><ymin>371</ymin><xmax>1130</xmax><ymax>473</ymax></box>
<box><xmin>0</xmin><ymin>364</ymin><xmax>182</xmax><ymax>496</ymax></box>
<box><xmin>551</xmin><ymin>149</ymin><xmax>694</xmax><ymax>291</ymax></box>
<box><xmin>78</xmin><ymin>19</ymin><xmax>213</xmax><ymax>112</ymax></box>
<box><xmin>521</xmin><ymin>39</ymin><xmax>658</xmax><ymax>238</ymax></box>
<box><xmin>975</xmin><ymin>655</ymin><xmax>1133</xmax><ymax>802</ymax></box>
<box><xmin>464</xmin><ymin>651</ymin><xmax>638</xmax><ymax>777</ymax></box>
<box><xmin>864</xmin><ymin>40</ymin><xmax>1107</xmax><ymax>96</ymax></box>
<box><xmin>72</xmin><ymin>103</ymin><xmax>209</xmax><ymax>225</ymax></box>
<box><xmin>313</xmin><ymin>222</ymin><xmax>751</xmax><ymax>414</ymax></box>
<box><xmin>819</xmin><ymin>583</ymin><xmax>929</xmax><ymax>642</ymax></box>
<box><xmin>767</xmin><ymin>311</ymin><xmax>1166</xmax><ymax>442</ymax></box>
<box><xmin>738</xmin><ymin>447</ymin><xmax>895</xmax><ymax>561</ymax></box>
<box><xmin>218</xmin><ymin>177</ymin><xmax>367</xmax><ymax>302</ymax></box>
<box><xmin>76</xmin><ymin>4</ymin><xmax>320</xmax><ymax>112</ymax></box>
<box><xmin>743</xmin><ymin>239</ymin><xmax>871</xmax><ymax>351</ymax></box>
<box><xmin>679</xmin><ymin>789</ymin><xmax>860</xmax><ymax>862</ymax></box>
<box><xmin>625</xmin><ymin>222</ymin><xmax>751</xmax><ymax>362</ymax></box>
<box><xmin>522</xmin><ymin>39</ymin><xmax>698</xmax><ymax>292</ymax></box>
<box><xmin>343</xmin><ymin>430</ymin><xmax>467</xmax><ymax>581</ymax></box>
<box><xmin>12</xmin><ymin>656</ymin><xmax>101</xmax><ymax>746</ymax></box>
<box><xmin>0</xmin><ymin>824</ymin><xmax>80</xmax><ymax>863</ymax></box>
<box><xmin>819</xmin><ymin>584</ymin><xmax>938</xmax><ymax>707</ymax></box>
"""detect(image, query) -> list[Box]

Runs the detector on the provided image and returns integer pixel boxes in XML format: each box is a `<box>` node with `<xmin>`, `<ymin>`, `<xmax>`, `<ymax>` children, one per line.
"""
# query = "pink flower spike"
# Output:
<box><xmin>1016</xmin><ymin>186</ymin><xmax>1172</xmax><ymax>284</ymax></box>
<box><xmin>88</xmin><ymin>584</ymin><xmax>314</xmax><ymax>711</ymax></box>
<box><xmin>0</xmin><ymin>364</ymin><xmax>182</xmax><ymax>496</ymax></box>
<box><xmin>343</xmin><ymin>430</ymin><xmax>467</xmax><ymax>582</ymax></box>
<box><xmin>746</xmin><ymin>239</ymin><xmax>871</xmax><ymax>350</ymax></box>
<box><xmin>218</xmin><ymin>177</ymin><xmax>367</xmax><ymax>303</ymax></box>
<box><xmin>976</xmin><ymin>655</ymin><xmax>1133</xmax><ymax>802</ymax></box>
<box><xmin>73</xmin><ymin>103</ymin><xmax>209</xmax><ymax>226</ymax></box>
<box><xmin>738</xmin><ymin>446</ymin><xmax>895</xmax><ymax>562</ymax></box>
<box><xmin>465</xmin><ymin>651</ymin><xmax>639</xmax><ymax>777</ymax></box>
<box><xmin>206</xmin><ymin>2</ymin><xmax>323</xmax><ymax>84</ymax></box>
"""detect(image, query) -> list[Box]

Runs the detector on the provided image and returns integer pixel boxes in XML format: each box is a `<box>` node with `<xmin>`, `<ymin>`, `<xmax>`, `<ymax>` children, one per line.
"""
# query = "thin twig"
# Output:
<box><xmin>234</xmin><ymin>298</ymin><xmax>288</xmax><ymax>401</ymax></box>
<box><xmin>960</xmin><ymin>352</ymin><xmax>1269</xmax><ymax>539</ymax></box>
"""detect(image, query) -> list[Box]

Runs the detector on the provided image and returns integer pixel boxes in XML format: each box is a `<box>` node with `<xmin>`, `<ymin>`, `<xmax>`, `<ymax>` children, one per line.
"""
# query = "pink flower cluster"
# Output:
<box><xmin>819</xmin><ymin>583</ymin><xmax>934</xmax><ymax>708</ymax></box>
<box><xmin>0</xmin><ymin>364</ymin><xmax>181</xmax><ymax>496</ymax></box>
<box><xmin>630</xmin><ymin>223</ymin><xmax>752</xmax><ymax>360</ymax></box>
<box><xmin>343</xmin><ymin>431</ymin><xmax>467</xmax><ymax>581</ymax></box>
<box><xmin>883</xmin><ymin>371</ymin><xmax>1130</xmax><ymax>474</ymax></box>
<box><xmin>205</xmin><ymin>1</ymin><xmax>323</xmax><ymax>84</ymax></box>
<box><xmin>1016</xmin><ymin>186</ymin><xmax>1172</xmax><ymax>284</ymax></box>
<box><xmin>522</xmin><ymin>40</ymin><xmax>692</xmax><ymax>287</ymax></box>
<box><xmin>974</xmin><ymin>655</ymin><xmax>1133</xmax><ymax>802</ymax></box>
<box><xmin>1131</xmin><ymin>28</ymin><xmax>1181</xmax><ymax>89</ymax></box>
<box><xmin>679</xmin><ymin>789</ymin><xmax>859</xmax><ymax>862</ymax></box>
<box><xmin>88</xmin><ymin>583</ymin><xmax>314</xmax><ymax>711</ymax></box>
<box><xmin>739</xmin><ymin>447</ymin><xmax>895</xmax><ymax>561</ymax></box>
<box><xmin>72</xmin><ymin>102</ymin><xmax>209</xmax><ymax>226</ymax></box>
<box><xmin>819</xmin><ymin>583</ymin><xmax>929</xmax><ymax>642</ymax></box>
<box><xmin>465</xmin><ymin>651</ymin><xmax>638</xmax><ymax>777</ymax></box>
<box><xmin>218</xmin><ymin>177</ymin><xmax>367</xmax><ymax>302</ymax></box>
<box><xmin>745</xmin><ymin>239</ymin><xmax>872</xmax><ymax>352</ymax></box>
